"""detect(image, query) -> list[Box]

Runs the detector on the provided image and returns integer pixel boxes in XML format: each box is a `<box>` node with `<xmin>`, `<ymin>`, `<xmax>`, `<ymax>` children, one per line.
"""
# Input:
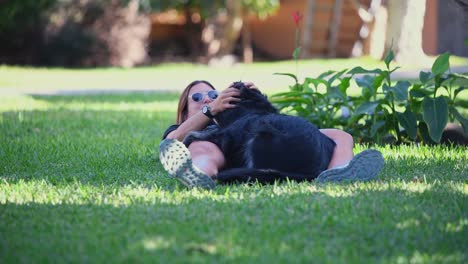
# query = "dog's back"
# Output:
<box><xmin>212</xmin><ymin>83</ymin><xmax>336</xmax><ymax>184</ymax></box>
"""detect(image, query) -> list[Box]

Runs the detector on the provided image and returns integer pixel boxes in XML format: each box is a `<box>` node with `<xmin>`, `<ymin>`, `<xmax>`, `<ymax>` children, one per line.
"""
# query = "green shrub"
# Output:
<box><xmin>271</xmin><ymin>52</ymin><xmax>468</xmax><ymax>145</ymax></box>
<box><xmin>0</xmin><ymin>0</ymin><xmax>56</xmax><ymax>64</ymax></box>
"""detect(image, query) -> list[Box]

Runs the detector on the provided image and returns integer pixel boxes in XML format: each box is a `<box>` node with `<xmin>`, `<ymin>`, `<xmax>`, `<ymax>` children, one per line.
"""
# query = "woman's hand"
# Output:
<box><xmin>242</xmin><ymin>82</ymin><xmax>259</xmax><ymax>90</ymax></box>
<box><xmin>208</xmin><ymin>87</ymin><xmax>241</xmax><ymax>115</ymax></box>
<box><xmin>230</xmin><ymin>81</ymin><xmax>260</xmax><ymax>90</ymax></box>
<box><xmin>208</xmin><ymin>82</ymin><xmax>260</xmax><ymax>115</ymax></box>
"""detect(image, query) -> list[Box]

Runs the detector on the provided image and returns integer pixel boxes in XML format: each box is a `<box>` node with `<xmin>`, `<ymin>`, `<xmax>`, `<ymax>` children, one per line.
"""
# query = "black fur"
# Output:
<box><xmin>183</xmin><ymin>82</ymin><xmax>336</xmax><ymax>184</ymax></box>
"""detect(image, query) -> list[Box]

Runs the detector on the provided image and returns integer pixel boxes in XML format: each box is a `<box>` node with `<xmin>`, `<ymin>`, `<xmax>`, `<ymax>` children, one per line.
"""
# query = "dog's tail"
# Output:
<box><xmin>214</xmin><ymin>168</ymin><xmax>315</xmax><ymax>184</ymax></box>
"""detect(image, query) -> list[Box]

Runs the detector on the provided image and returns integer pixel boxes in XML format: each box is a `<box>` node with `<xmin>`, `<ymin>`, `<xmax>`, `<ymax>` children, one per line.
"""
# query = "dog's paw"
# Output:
<box><xmin>182</xmin><ymin>134</ymin><xmax>196</xmax><ymax>146</ymax></box>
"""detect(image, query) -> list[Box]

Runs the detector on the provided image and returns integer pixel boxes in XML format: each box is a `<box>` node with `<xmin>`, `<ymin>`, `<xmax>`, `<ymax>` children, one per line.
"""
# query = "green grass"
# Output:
<box><xmin>1</xmin><ymin>92</ymin><xmax>467</xmax><ymax>263</ymax></box>
<box><xmin>2</xmin><ymin>56</ymin><xmax>467</xmax><ymax>95</ymax></box>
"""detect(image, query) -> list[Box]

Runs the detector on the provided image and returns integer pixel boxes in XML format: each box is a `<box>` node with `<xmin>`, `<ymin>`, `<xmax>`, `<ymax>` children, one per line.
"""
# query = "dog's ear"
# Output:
<box><xmin>238</xmin><ymin>86</ymin><xmax>278</xmax><ymax>113</ymax></box>
<box><xmin>239</xmin><ymin>85</ymin><xmax>264</xmax><ymax>99</ymax></box>
<box><xmin>232</xmin><ymin>81</ymin><xmax>246</xmax><ymax>90</ymax></box>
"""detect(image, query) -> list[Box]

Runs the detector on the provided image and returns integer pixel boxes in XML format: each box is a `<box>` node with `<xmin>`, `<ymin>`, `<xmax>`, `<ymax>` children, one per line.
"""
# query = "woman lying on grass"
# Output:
<box><xmin>159</xmin><ymin>80</ymin><xmax>384</xmax><ymax>189</ymax></box>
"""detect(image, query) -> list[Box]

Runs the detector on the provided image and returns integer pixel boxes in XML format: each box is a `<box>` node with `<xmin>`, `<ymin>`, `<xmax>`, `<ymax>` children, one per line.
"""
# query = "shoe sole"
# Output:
<box><xmin>315</xmin><ymin>149</ymin><xmax>384</xmax><ymax>183</ymax></box>
<box><xmin>158</xmin><ymin>139</ymin><xmax>216</xmax><ymax>189</ymax></box>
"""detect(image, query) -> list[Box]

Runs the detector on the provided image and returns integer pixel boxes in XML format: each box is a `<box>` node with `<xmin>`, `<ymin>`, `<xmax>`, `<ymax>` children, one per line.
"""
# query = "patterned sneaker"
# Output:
<box><xmin>159</xmin><ymin>139</ymin><xmax>216</xmax><ymax>189</ymax></box>
<box><xmin>315</xmin><ymin>149</ymin><xmax>384</xmax><ymax>183</ymax></box>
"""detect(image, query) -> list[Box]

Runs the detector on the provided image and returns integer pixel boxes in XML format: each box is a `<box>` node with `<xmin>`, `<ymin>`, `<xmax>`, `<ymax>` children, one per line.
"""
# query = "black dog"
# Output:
<box><xmin>183</xmin><ymin>82</ymin><xmax>336</xmax><ymax>184</ymax></box>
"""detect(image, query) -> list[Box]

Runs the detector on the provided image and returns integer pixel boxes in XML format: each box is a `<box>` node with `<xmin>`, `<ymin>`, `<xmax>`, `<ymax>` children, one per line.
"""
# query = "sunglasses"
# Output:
<box><xmin>190</xmin><ymin>90</ymin><xmax>218</xmax><ymax>102</ymax></box>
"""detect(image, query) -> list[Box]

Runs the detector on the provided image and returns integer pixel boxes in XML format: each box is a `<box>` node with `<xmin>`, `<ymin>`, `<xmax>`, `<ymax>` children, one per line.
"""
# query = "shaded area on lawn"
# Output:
<box><xmin>30</xmin><ymin>91</ymin><xmax>180</xmax><ymax>104</ymax></box>
<box><xmin>1</xmin><ymin>91</ymin><xmax>467</xmax><ymax>263</ymax></box>
<box><xmin>1</xmin><ymin>93</ymin><xmax>467</xmax><ymax>188</ymax></box>
<box><xmin>1</xmin><ymin>185</ymin><xmax>467</xmax><ymax>263</ymax></box>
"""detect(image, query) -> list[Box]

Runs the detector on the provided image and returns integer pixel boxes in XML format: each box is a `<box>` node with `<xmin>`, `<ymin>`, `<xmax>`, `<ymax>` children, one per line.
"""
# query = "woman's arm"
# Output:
<box><xmin>166</xmin><ymin>111</ymin><xmax>212</xmax><ymax>141</ymax></box>
<box><xmin>166</xmin><ymin>86</ymin><xmax>242</xmax><ymax>141</ymax></box>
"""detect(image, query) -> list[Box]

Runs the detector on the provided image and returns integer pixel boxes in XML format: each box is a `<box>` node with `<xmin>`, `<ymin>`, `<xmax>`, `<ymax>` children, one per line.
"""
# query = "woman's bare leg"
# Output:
<box><xmin>188</xmin><ymin>141</ymin><xmax>225</xmax><ymax>177</ymax></box>
<box><xmin>159</xmin><ymin>139</ymin><xmax>216</xmax><ymax>189</ymax></box>
<box><xmin>320</xmin><ymin>129</ymin><xmax>354</xmax><ymax>169</ymax></box>
<box><xmin>316</xmin><ymin>129</ymin><xmax>384</xmax><ymax>182</ymax></box>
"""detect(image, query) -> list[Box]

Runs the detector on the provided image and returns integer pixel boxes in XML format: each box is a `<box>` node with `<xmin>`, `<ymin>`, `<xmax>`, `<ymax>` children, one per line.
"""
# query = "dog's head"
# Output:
<box><xmin>214</xmin><ymin>82</ymin><xmax>278</xmax><ymax>127</ymax></box>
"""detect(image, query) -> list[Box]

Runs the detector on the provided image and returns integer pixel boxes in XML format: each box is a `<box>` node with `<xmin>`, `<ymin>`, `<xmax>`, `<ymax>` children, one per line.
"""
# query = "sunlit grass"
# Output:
<box><xmin>0</xmin><ymin>93</ymin><xmax>179</xmax><ymax>113</ymax></box>
<box><xmin>1</xmin><ymin>92</ymin><xmax>467</xmax><ymax>263</ymax></box>
<box><xmin>1</xmin><ymin>56</ymin><xmax>467</xmax><ymax>95</ymax></box>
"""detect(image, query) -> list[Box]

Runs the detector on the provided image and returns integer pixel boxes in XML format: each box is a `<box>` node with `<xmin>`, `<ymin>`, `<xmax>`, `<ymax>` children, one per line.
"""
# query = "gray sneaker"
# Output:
<box><xmin>159</xmin><ymin>139</ymin><xmax>216</xmax><ymax>189</ymax></box>
<box><xmin>315</xmin><ymin>149</ymin><xmax>384</xmax><ymax>183</ymax></box>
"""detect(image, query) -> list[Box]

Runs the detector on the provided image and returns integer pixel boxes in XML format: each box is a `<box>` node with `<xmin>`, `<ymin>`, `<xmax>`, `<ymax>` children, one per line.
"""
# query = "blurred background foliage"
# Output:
<box><xmin>0</xmin><ymin>0</ymin><xmax>280</xmax><ymax>67</ymax></box>
<box><xmin>0</xmin><ymin>0</ymin><xmax>467</xmax><ymax>67</ymax></box>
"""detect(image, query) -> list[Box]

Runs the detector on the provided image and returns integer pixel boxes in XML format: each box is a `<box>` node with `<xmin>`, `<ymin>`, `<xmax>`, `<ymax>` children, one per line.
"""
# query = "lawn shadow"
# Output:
<box><xmin>1</xmin><ymin>97</ymin><xmax>466</xmax><ymax>188</ymax></box>
<box><xmin>0</xmin><ymin>107</ymin><xmax>173</xmax><ymax>187</ymax></box>
<box><xmin>29</xmin><ymin>90</ymin><xmax>180</xmax><ymax>104</ymax></box>
<box><xmin>1</xmin><ymin>186</ymin><xmax>466</xmax><ymax>263</ymax></box>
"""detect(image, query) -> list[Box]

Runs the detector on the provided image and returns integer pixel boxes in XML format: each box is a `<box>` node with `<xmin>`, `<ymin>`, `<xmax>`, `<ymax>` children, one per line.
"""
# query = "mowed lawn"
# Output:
<box><xmin>2</xmin><ymin>55</ymin><xmax>468</xmax><ymax>95</ymax></box>
<box><xmin>1</xmin><ymin>57</ymin><xmax>468</xmax><ymax>263</ymax></box>
<box><xmin>0</xmin><ymin>90</ymin><xmax>467</xmax><ymax>263</ymax></box>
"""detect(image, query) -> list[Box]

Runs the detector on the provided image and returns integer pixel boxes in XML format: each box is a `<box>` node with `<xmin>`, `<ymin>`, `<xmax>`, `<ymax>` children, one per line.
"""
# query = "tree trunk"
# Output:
<box><xmin>328</xmin><ymin>0</ymin><xmax>343</xmax><ymax>57</ymax></box>
<box><xmin>384</xmin><ymin>0</ymin><xmax>428</xmax><ymax>63</ymax></box>
<box><xmin>301</xmin><ymin>0</ymin><xmax>315</xmax><ymax>58</ymax></box>
<box><xmin>201</xmin><ymin>0</ymin><xmax>243</xmax><ymax>62</ymax></box>
<box><xmin>184</xmin><ymin>8</ymin><xmax>203</xmax><ymax>60</ymax></box>
<box><xmin>241</xmin><ymin>13</ymin><xmax>253</xmax><ymax>63</ymax></box>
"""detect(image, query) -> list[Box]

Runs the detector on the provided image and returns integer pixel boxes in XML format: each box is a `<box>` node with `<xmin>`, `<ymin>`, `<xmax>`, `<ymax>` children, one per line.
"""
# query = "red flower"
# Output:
<box><xmin>292</xmin><ymin>11</ymin><xmax>303</xmax><ymax>26</ymax></box>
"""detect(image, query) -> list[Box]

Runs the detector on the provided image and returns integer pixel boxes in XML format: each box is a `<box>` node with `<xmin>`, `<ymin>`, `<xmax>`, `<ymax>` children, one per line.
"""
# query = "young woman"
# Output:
<box><xmin>159</xmin><ymin>80</ymin><xmax>384</xmax><ymax>189</ymax></box>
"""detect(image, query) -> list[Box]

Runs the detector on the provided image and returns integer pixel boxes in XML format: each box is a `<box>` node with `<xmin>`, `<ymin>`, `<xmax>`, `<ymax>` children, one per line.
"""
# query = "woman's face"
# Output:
<box><xmin>186</xmin><ymin>82</ymin><xmax>217</xmax><ymax>118</ymax></box>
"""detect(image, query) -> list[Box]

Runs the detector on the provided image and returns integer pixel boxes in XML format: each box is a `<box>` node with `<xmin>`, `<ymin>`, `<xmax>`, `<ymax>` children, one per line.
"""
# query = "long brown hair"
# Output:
<box><xmin>176</xmin><ymin>80</ymin><xmax>215</xmax><ymax>124</ymax></box>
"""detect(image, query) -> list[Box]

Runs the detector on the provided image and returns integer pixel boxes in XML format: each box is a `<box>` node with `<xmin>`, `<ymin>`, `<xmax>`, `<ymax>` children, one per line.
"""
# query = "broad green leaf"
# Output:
<box><xmin>271</xmin><ymin>92</ymin><xmax>312</xmax><ymax>100</ymax></box>
<box><xmin>434</xmin><ymin>75</ymin><xmax>450</xmax><ymax>89</ymax></box>
<box><xmin>355</xmin><ymin>101</ymin><xmax>380</xmax><ymax>115</ymax></box>
<box><xmin>393</xmin><ymin>81</ymin><xmax>411</xmax><ymax>101</ymax></box>
<box><xmin>291</xmin><ymin>83</ymin><xmax>302</xmax><ymax>91</ymax></box>
<box><xmin>431</xmin><ymin>52</ymin><xmax>450</xmax><ymax>76</ymax></box>
<box><xmin>317</xmin><ymin>70</ymin><xmax>336</xmax><ymax>79</ymax></box>
<box><xmin>384</xmin><ymin>49</ymin><xmax>395</xmax><ymax>69</ymax></box>
<box><xmin>271</xmin><ymin>91</ymin><xmax>311</xmax><ymax>98</ymax></box>
<box><xmin>356</xmin><ymin>75</ymin><xmax>374</xmax><ymax>89</ymax></box>
<box><xmin>274</xmin><ymin>72</ymin><xmax>298</xmax><ymax>84</ymax></box>
<box><xmin>328</xmin><ymin>69</ymin><xmax>348</xmax><ymax>85</ymax></box>
<box><xmin>270</xmin><ymin>97</ymin><xmax>309</xmax><ymax>104</ymax></box>
<box><xmin>338</xmin><ymin>77</ymin><xmax>351</xmax><ymax>95</ymax></box>
<box><xmin>314</xmin><ymin>93</ymin><xmax>327</xmax><ymax>101</ymax></box>
<box><xmin>419</xmin><ymin>71</ymin><xmax>432</xmax><ymax>84</ymax></box>
<box><xmin>410</xmin><ymin>87</ymin><xmax>432</xmax><ymax>98</ymax></box>
<box><xmin>371</xmin><ymin>121</ymin><xmax>386</xmax><ymax>136</ymax></box>
<box><xmin>450</xmin><ymin>106</ymin><xmax>468</xmax><ymax>135</ymax></box>
<box><xmin>361</xmin><ymin>87</ymin><xmax>372</xmax><ymax>99</ymax></box>
<box><xmin>454</xmin><ymin>86</ymin><xmax>466</xmax><ymax>99</ymax></box>
<box><xmin>422</xmin><ymin>96</ymin><xmax>448</xmax><ymax>142</ymax></box>
<box><xmin>305</xmin><ymin>77</ymin><xmax>329</xmax><ymax>91</ymax></box>
<box><xmin>382</xmin><ymin>83</ymin><xmax>391</xmax><ymax>93</ymax></box>
<box><xmin>327</xmin><ymin>86</ymin><xmax>344</xmax><ymax>99</ymax></box>
<box><xmin>411</xmin><ymin>84</ymin><xmax>423</xmax><ymax>90</ymax></box>
<box><xmin>348</xmin><ymin>67</ymin><xmax>382</xmax><ymax>75</ymax></box>
<box><xmin>382</xmin><ymin>83</ymin><xmax>394</xmax><ymax>102</ymax></box>
<box><xmin>448</xmin><ymin>73</ymin><xmax>468</xmax><ymax>87</ymax></box>
<box><xmin>418</xmin><ymin>122</ymin><xmax>436</xmax><ymax>144</ymax></box>
<box><xmin>448</xmin><ymin>73</ymin><xmax>468</xmax><ymax>80</ymax></box>
<box><xmin>372</xmin><ymin>74</ymin><xmax>386</xmax><ymax>90</ymax></box>
<box><xmin>397</xmin><ymin>109</ymin><xmax>418</xmax><ymax>140</ymax></box>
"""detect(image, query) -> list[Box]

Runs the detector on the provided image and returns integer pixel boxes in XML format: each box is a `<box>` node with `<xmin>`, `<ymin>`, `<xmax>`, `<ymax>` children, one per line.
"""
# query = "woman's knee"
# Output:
<box><xmin>321</xmin><ymin>129</ymin><xmax>354</xmax><ymax>146</ymax></box>
<box><xmin>188</xmin><ymin>141</ymin><xmax>225</xmax><ymax>176</ymax></box>
<box><xmin>188</xmin><ymin>141</ymin><xmax>225</xmax><ymax>163</ymax></box>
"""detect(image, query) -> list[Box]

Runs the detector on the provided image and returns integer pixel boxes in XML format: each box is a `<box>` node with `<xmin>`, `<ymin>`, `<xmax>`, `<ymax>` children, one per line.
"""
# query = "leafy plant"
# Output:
<box><xmin>271</xmin><ymin>52</ymin><xmax>467</xmax><ymax>145</ymax></box>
